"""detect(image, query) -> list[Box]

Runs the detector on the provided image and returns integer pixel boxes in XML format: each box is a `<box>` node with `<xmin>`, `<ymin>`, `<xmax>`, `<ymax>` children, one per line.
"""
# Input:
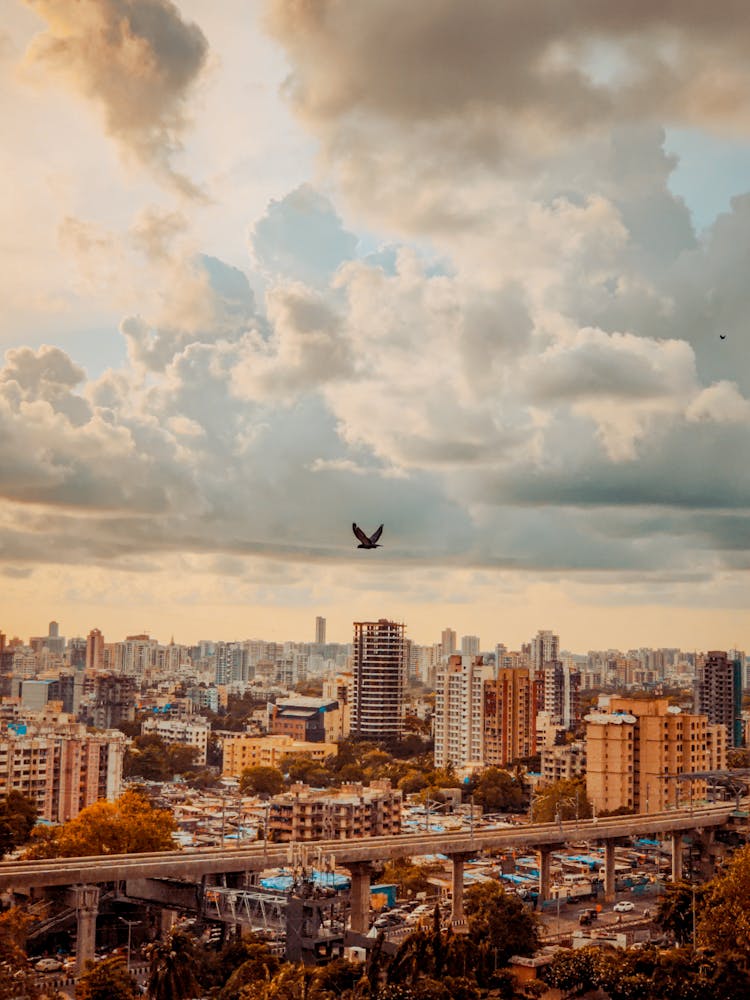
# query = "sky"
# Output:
<box><xmin>3</xmin><ymin>1</ymin><xmax>750</xmax><ymax>652</ymax></box>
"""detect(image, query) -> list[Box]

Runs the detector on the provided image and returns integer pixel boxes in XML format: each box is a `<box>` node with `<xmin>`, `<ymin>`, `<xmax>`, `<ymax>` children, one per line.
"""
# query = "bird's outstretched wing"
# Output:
<box><xmin>370</xmin><ymin>524</ymin><xmax>384</xmax><ymax>544</ymax></box>
<box><xmin>352</xmin><ymin>523</ymin><xmax>370</xmax><ymax>545</ymax></box>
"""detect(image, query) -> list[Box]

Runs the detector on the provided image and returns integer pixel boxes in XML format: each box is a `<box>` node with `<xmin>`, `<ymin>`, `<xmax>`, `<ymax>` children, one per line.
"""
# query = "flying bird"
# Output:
<box><xmin>720</xmin><ymin>334</ymin><xmax>727</xmax><ymax>339</ymax></box>
<box><xmin>352</xmin><ymin>523</ymin><xmax>384</xmax><ymax>549</ymax></box>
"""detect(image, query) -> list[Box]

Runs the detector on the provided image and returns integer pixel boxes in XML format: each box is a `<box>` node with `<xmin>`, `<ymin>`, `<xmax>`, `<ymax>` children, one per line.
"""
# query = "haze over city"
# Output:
<box><xmin>4</xmin><ymin>2</ymin><xmax>750</xmax><ymax>649</ymax></box>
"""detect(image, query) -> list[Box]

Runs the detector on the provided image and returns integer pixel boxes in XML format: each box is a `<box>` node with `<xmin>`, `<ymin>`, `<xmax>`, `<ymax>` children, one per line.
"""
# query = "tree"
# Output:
<box><xmin>464</xmin><ymin>881</ymin><xmax>539</xmax><ymax>969</ymax></box>
<box><xmin>472</xmin><ymin>768</ymin><xmax>524</xmax><ymax>814</ymax></box>
<box><xmin>76</xmin><ymin>956</ymin><xmax>139</xmax><ymax>1000</ymax></box>
<box><xmin>655</xmin><ymin>880</ymin><xmax>706</xmax><ymax>946</ymax></box>
<box><xmin>167</xmin><ymin>743</ymin><xmax>200</xmax><ymax>775</ymax></box>
<box><xmin>24</xmin><ymin>787</ymin><xmax>177</xmax><ymax>858</ymax></box>
<box><xmin>146</xmin><ymin>929</ymin><xmax>200</xmax><ymax>1000</ymax></box>
<box><xmin>531</xmin><ymin>779</ymin><xmax>592</xmax><ymax>822</ymax></box>
<box><xmin>382</xmin><ymin>857</ymin><xmax>443</xmax><ymax>896</ymax></box>
<box><xmin>281</xmin><ymin>754</ymin><xmax>333</xmax><ymax>787</ymax></box>
<box><xmin>0</xmin><ymin>790</ymin><xmax>37</xmax><ymax>857</ymax></box>
<box><xmin>697</xmin><ymin>843</ymin><xmax>750</xmax><ymax>962</ymax></box>
<box><xmin>539</xmin><ymin>946</ymin><xmax>599</xmax><ymax>998</ymax></box>
<box><xmin>218</xmin><ymin>940</ymin><xmax>282</xmax><ymax>1000</ymax></box>
<box><xmin>240</xmin><ymin>766</ymin><xmax>285</xmax><ymax>797</ymax></box>
<box><xmin>0</xmin><ymin>908</ymin><xmax>38</xmax><ymax>1000</ymax></box>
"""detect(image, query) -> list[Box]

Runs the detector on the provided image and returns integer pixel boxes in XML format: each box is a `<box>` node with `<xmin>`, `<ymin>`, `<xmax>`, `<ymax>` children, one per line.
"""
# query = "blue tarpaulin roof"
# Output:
<box><xmin>260</xmin><ymin>869</ymin><xmax>350</xmax><ymax>891</ymax></box>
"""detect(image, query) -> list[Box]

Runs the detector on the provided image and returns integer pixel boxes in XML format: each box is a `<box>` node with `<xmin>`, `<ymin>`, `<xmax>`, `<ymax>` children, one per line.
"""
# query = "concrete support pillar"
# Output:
<box><xmin>449</xmin><ymin>852</ymin><xmax>472</xmax><ymax>929</ymax></box>
<box><xmin>538</xmin><ymin>847</ymin><xmax>552</xmax><ymax>903</ymax></box>
<box><xmin>671</xmin><ymin>831</ymin><xmax>683</xmax><ymax>883</ymax></box>
<box><xmin>604</xmin><ymin>840</ymin><xmax>616</xmax><ymax>903</ymax></box>
<box><xmin>73</xmin><ymin>885</ymin><xmax>100</xmax><ymax>974</ymax></box>
<box><xmin>347</xmin><ymin>862</ymin><xmax>372</xmax><ymax>935</ymax></box>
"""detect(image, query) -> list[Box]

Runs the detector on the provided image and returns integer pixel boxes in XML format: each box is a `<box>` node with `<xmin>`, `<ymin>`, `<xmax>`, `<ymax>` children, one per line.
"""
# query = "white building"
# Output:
<box><xmin>434</xmin><ymin>654</ymin><xmax>494</xmax><ymax>768</ymax></box>
<box><xmin>141</xmin><ymin>715</ymin><xmax>211</xmax><ymax>765</ymax></box>
<box><xmin>352</xmin><ymin>620</ymin><xmax>406</xmax><ymax>741</ymax></box>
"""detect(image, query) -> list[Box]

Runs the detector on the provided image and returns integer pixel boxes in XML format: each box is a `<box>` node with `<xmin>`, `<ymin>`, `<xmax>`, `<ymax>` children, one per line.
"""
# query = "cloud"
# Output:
<box><xmin>23</xmin><ymin>0</ymin><xmax>208</xmax><ymax>195</ymax></box>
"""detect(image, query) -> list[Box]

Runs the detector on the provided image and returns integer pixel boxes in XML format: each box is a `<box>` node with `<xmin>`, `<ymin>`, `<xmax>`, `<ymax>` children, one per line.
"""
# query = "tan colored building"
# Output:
<box><xmin>483</xmin><ymin>668</ymin><xmax>536</xmax><ymax>767</ymax></box>
<box><xmin>268</xmin><ymin>780</ymin><xmax>401</xmax><ymax>842</ymax></box>
<box><xmin>541</xmin><ymin>741</ymin><xmax>586</xmax><ymax>784</ymax></box>
<box><xmin>220</xmin><ymin>733</ymin><xmax>338</xmax><ymax>778</ymax></box>
<box><xmin>585</xmin><ymin>696</ymin><xmax>726</xmax><ymax>814</ymax></box>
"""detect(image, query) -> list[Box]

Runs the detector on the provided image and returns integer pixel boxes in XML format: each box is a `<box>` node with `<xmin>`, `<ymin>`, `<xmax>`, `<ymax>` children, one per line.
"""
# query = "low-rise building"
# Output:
<box><xmin>269</xmin><ymin>696</ymin><xmax>343</xmax><ymax>742</ymax></box>
<box><xmin>541</xmin><ymin>741</ymin><xmax>586</xmax><ymax>784</ymax></box>
<box><xmin>268</xmin><ymin>780</ymin><xmax>401</xmax><ymax>842</ymax></box>
<box><xmin>141</xmin><ymin>715</ymin><xmax>211</xmax><ymax>765</ymax></box>
<box><xmin>219</xmin><ymin>733</ymin><xmax>338</xmax><ymax>777</ymax></box>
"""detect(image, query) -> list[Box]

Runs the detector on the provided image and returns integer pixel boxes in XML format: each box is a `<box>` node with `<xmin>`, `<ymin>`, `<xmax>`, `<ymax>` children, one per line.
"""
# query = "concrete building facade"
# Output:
<box><xmin>220</xmin><ymin>733</ymin><xmax>338</xmax><ymax>777</ymax></box>
<box><xmin>434</xmin><ymin>654</ymin><xmax>493</xmax><ymax>768</ymax></box>
<box><xmin>585</xmin><ymin>696</ymin><xmax>726</xmax><ymax>815</ymax></box>
<box><xmin>268</xmin><ymin>780</ymin><xmax>401</xmax><ymax>842</ymax></box>
<box><xmin>351</xmin><ymin>620</ymin><xmax>406</xmax><ymax>741</ymax></box>
<box><xmin>483</xmin><ymin>668</ymin><xmax>536</xmax><ymax>767</ymax></box>
<box><xmin>694</xmin><ymin>650</ymin><xmax>743</xmax><ymax>748</ymax></box>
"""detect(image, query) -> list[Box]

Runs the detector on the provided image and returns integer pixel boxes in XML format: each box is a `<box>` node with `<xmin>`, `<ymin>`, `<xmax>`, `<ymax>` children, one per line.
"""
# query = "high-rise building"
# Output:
<box><xmin>434</xmin><ymin>654</ymin><xmax>493</xmax><ymax>768</ymax></box>
<box><xmin>315</xmin><ymin>617</ymin><xmax>326</xmax><ymax>645</ymax></box>
<box><xmin>86</xmin><ymin>628</ymin><xmax>104</xmax><ymax>671</ymax></box>
<box><xmin>542</xmin><ymin>660</ymin><xmax>581</xmax><ymax>729</ymax></box>
<box><xmin>352</xmin><ymin>620</ymin><xmax>406</xmax><ymax>741</ymax></box>
<box><xmin>460</xmin><ymin>635</ymin><xmax>480</xmax><ymax>656</ymax></box>
<box><xmin>585</xmin><ymin>696</ymin><xmax>726</xmax><ymax>814</ymax></box>
<box><xmin>483</xmin><ymin>668</ymin><xmax>536</xmax><ymax>767</ymax></box>
<box><xmin>694</xmin><ymin>650</ymin><xmax>743</xmax><ymax>748</ymax></box>
<box><xmin>531</xmin><ymin>629</ymin><xmax>559</xmax><ymax>671</ymax></box>
<box><xmin>441</xmin><ymin>628</ymin><xmax>457</xmax><ymax>658</ymax></box>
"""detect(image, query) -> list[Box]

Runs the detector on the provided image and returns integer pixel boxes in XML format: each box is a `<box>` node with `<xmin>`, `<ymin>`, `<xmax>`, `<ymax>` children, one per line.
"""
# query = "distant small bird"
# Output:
<box><xmin>352</xmin><ymin>523</ymin><xmax>384</xmax><ymax>549</ymax></box>
<box><xmin>720</xmin><ymin>334</ymin><xmax>727</xmax><ymax>339</ymax></box>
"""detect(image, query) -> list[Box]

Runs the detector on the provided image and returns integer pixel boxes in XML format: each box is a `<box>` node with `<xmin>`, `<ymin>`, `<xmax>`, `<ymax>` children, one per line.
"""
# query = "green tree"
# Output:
<box><xmin>0</xmin><ymin>790</ymin><xmax>37</xmax><ymax>857</ymax></box>
<box><xmin>281</xmin><ymin>753</ymin><xmax>333</xmax><ymax>787</ymax></box>
<box><xmin>240</xmin><ymin>766</ymin><xmax>285</xmax><ymax>797</ymax></box>
<box><xmin>218</xmin><ymin>940</ymin><xmax>281</xmax><ymax>1000</ymax></box>
<box><xmin>539</xmin><ymin>946</ymin><xmax>599</xmax><ymax>998</ymax></box>
<box><xmin>76</xmin><ymin>956</ymin><xmax>139</xmax><ymax>1000</ymax></box>
<box><xmin>146</xmin><ymin>929</ymin><xmax>200</xmax><ymax>1000</ymax></box>
<box><xmin>655</xmin><ymin>880</ymin><xmax>706</xmax><ymax>946</ymax></box>
<box><xmin>167</xmin><ymin>743</ymin><xmax>200</xmax><ymax>775</ymax></box>
<box><xmin>531</xmin><ymin>779</ymin><xmax>592</xmax><ymax>822</ymax></box>
<box><xmin>464</xmin><ymin>881</ymin><xmax>540</xmax><ymax>969</ymax></box>
<box><xmin>471</xmin><ymin>768</ymin><xmax>524</xmax><ymax>814</ymax></box>
<box><xmin>24</xmin><ymin>787</ymin><xmax>177</xmax><ymax>858</ymax></box>
<box><xmin>382</xmin><ymin>857</ymin><xmax>442</xmax><ymax>896</ymax></box>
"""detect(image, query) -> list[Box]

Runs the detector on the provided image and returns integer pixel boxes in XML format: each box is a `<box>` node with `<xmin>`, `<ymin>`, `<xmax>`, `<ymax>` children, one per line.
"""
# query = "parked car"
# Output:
<box><xmin>35</xmin><ymin>958</ymin><xmax>63</xmax><ymax>973</ymax></box>
<box><xmin>613</xmin><ymin>900</ymin><xmax>635</xmax><ymax>913</ymax></box>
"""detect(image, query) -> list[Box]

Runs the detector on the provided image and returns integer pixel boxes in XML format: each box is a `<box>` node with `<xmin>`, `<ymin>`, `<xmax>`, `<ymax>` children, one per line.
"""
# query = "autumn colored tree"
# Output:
<box><xmin>697</xmin><ymin>843</ymin><xmax>750</xmax><ymax>962</ymax></box>
<box><xmin>239</xmin><ymin>765</ymin><xmax>285</xmax><ymax>797</ymax></box>
<box><xmin>76</xmin><ymin>956</ymin><xmax>139</xmax><ymax>1000</ymax></box>
<box><xmin>381</xmin><ymin>857</ymin><xmax>443</xmax><ymax>896</ymax></box>
<box><xmin>539</xmin><ymin>946</ymin><xmax>599</xmax><ymax>998</ymax></box>
<box><xmin>24</xmin><ymin>787</ymin><xmax>177</xmax><ymax>858</ymax></box>
<box><xmin>218</xmin><ymin>940</ymin><xmax>282</xmax><ymax>1000</ymax></box>
<box><xmin>0</xmin><ymin>908</ymin><xmax>38</xmax><ymax>1000</ymax></box>
<box><xmin>655</xmin><ymin>880</ymin><xmax>706</xmax><ymax>946</ymax></box>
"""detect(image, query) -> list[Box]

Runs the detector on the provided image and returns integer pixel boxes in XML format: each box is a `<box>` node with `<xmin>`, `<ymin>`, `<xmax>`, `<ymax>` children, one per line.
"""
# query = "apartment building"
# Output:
<box><xmin>0</xmin><ymin>720</ymin><xmax>125</xmax><ymax>822</ymax></box>
<box><xmin>352</xmin><ymin>620</ymin><xmax>406</xmax><ymax>741</ymax></box>
<box><xmin>141</xmin><ymin>715</ymin><xmax>211</xmax><ymax>765</ymax></box>
<box><xmin>220</xmin><ymin>733</ymin><xmax>338</xmax><ymax>778</ymax></box>
<box><xmin>268</xmin><ymin>780</ymin><xmax>401</xmax><ymax>842</ymax></box>
<box><xmin>434</xmin><ymin>655</ymin><xmax>493</xmax><ymax>768</ymax></box>
<box><xmin>585</xmin><ymin>696</ymin><xmax>726</xmax><ymax>814</ymax></box>
<box><xmin>541</xmin><ymin>741</ymin><xmax>586</xmax><ymax>784</ymax></box>
<box><xmin>269</xmin><ymin>697</ymin><xmax>343</xmax><ymax>743</ymax></box>
<box><xmin>694</xmin><ymin>650</ymin><xmax>743</xmax><ymax>748</ymax></box>
<box><xmin>482</xmin><ymin>668</ymin><xmax>536</xmax><ymax>767</ymax></box>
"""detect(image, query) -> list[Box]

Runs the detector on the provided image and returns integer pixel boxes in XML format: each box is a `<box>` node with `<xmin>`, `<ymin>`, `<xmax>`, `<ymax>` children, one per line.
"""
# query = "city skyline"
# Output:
<box><xmin>3</xmin><ymin>4</ymin><xmax>750</xmax><ymax>647</ymax></box>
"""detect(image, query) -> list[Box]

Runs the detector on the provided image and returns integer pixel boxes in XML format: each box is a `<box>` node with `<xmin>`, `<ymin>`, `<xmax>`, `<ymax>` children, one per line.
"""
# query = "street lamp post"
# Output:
<box><xmin>118</xmin><ymin>917</ymin><xmax>138</xmax><ymax>971</ymax></box>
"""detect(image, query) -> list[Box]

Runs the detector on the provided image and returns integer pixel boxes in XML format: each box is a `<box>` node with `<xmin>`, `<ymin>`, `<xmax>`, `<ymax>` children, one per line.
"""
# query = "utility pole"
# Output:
<box><xmin>118</xmin><ymin>917</ymin><xmax>138</xmax><ymax>970</ymax></box>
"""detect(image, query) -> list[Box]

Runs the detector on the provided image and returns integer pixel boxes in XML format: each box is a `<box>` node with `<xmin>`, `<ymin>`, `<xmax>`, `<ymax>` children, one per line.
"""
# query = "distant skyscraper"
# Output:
<box><xmin>434</xmin><ymin>654</ymin><xmax>493</xmax><ymax>768</ymax></box>
<box><xmin>531</xmin><ymin>629</ymin><xmax>559</xmax><ymax>671</ymax></box>
<box><xmin>48</xmin><ymin>621</ymin><xmax>59</xmax><ymax>638</ymax></box>
<box><xmin>315</xmin><ymin>616</ymin><xmax>326</xmax><ymax>645</ymax></box>
<box><xmin>352</xmin><ymin>619</ymin><xmax>406</xmax><ymax>741</ymax></box>
<box><xmin>441</xmin><ymin>628</ymin><xmax>457</xmax><ymax>658</ymax></box>
<box><xmin>86</xmin><ymin>629</ymin><xmax>104</xmax><ymax>671</ymax></box>
<box><xmin>461</xmin><ymin>635</ymin><xmax>480</xmax><ymax>656</ymax></box>
<box><xmin>694</xmin><ymin>650</ymin><xmax>743</xmax><ymax>748</ymax></box>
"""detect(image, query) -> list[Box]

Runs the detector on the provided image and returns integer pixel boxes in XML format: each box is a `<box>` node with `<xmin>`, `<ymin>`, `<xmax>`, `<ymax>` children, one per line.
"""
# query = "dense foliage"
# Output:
<box><xmin>123</xmin><ymin>733</ymin><xmax>201</xmax><ymax>781</ymax></box>
<box><xmin>0</xmin><ymin>790</ymin><xmax>37</xmax><ymax>858</ymax></box>
<box><xmin>76</xmin><ymin>956</ymin><xmax>139</xmax><ymax>1000</ymax></box>
<box><xmin>23</xmin><ymin>787</ymin><xmax>177</xmax><ymax>858</ymax></box>
<box><xmin>531</xmin><ymin>778</ymin><xmax>592</xmax><ymax>822</ymax></box>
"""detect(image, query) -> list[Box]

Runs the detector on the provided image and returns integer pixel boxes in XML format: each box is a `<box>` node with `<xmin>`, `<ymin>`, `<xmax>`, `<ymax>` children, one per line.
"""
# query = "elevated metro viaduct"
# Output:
<box><xmin>1</xmin><ymin>803</ymin><xmax>740</xmax><ymax>971</ymax></box>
